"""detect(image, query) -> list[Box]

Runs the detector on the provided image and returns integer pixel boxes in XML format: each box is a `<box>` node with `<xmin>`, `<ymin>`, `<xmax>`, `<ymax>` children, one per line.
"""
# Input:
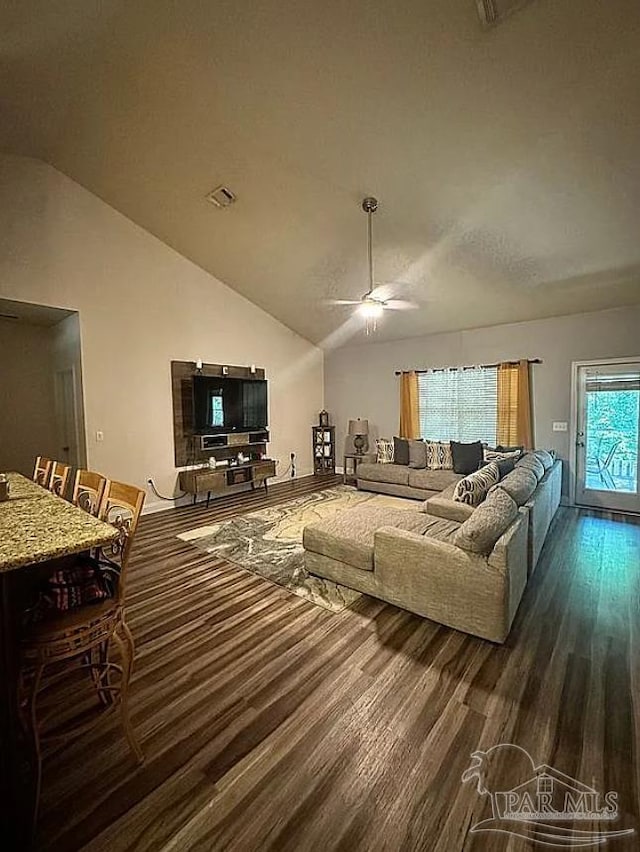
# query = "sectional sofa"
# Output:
<box><xmin>303</xmin><ymin>451</ymin><xmax>562</xmax><ymax>643</ymax></box>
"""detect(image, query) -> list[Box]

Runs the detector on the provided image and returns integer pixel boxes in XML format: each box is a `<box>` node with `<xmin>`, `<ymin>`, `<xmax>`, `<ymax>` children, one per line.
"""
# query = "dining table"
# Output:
<box><xmin>0</xmin><ymin>472</ymin><xmax>118</xmax><ymax>849</ymax></box>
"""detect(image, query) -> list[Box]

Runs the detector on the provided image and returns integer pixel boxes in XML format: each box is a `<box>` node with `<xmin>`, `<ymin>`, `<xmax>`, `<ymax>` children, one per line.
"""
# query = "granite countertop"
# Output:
<box><xmin>2</xmin><ymin>471</ymin><xmax>50</xmax><ymax>502</ymax></box>
<box><xmin>0</xmin><ymin>475</ymin><xmax>117</xmax><ymax>573</ymax></box>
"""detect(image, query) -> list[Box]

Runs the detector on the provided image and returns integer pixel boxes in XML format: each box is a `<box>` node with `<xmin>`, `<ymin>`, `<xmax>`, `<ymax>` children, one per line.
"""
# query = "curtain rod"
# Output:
<box><xmin>395</xmin><ymin>358</ymin><xmax>542</xmax><ymax>376</ymax></box>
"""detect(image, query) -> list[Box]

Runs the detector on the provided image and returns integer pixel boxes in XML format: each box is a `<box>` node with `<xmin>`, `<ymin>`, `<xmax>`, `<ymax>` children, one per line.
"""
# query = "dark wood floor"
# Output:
<box><xmin>36</xmin><ymin>476</ymin><xmax>639</xmax><ymax>851</ymax></box>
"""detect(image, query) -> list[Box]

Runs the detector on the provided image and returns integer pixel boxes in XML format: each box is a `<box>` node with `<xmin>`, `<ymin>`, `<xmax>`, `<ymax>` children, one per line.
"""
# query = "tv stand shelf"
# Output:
<box><xmin>179</xmin><ymin>459</ymin><xmax>276</xmax><ymax>507</ymax></box>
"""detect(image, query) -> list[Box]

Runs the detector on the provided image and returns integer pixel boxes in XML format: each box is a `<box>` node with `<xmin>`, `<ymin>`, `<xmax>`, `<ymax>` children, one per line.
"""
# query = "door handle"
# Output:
<box><xmin>576</xmin><ymin>441</ymin><xmax>585</xmax><ymax>448</ymax></box>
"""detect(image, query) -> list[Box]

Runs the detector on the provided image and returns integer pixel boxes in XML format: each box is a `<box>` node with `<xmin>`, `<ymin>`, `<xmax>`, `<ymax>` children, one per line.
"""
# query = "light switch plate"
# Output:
<box><xmin>552</xmin><ymin>422</ymin><xmax>568</xmax><ymax>432</ymax></box>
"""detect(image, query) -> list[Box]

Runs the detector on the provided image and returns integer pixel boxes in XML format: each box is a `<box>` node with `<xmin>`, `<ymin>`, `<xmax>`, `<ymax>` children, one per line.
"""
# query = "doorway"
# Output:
<box><xmin>54</xmin><ymin>368</ymin><xmax>81</xmax><ymax>468</ymax></box>
<box><xmin>572</xmin><ymin>359</ymin><xmax>640</xmax><ymax>514</ymax></box>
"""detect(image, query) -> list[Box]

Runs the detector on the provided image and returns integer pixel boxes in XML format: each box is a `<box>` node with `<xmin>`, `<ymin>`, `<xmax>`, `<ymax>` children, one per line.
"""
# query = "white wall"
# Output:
<box><xmin>0</xmin><ymin>319</ymin><xmax>57</xmax><ymax>476</ymax></box>
<box><xmin>324</xmin><ymin>306</ymin><xmax>640</xmax><ymax>494</ymax></box>
<box><xmin>0</xmin><ymin>155</ymin><xmax>324</xmax><ymax>511</ymax></box>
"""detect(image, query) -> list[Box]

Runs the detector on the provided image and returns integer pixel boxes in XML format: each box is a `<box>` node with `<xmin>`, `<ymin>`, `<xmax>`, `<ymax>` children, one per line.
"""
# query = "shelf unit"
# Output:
<box><xmin>313</xmin><ymin>425</ymin><xmax>336</xmax><ymax>476</ymax></box>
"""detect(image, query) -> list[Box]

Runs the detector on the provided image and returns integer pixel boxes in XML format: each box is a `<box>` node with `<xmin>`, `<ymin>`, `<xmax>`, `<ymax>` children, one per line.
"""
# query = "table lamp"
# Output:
<box><xmin>348</xmin><ymin>418</ymin><xmax>369</xmax><ymax>455</ymax></box>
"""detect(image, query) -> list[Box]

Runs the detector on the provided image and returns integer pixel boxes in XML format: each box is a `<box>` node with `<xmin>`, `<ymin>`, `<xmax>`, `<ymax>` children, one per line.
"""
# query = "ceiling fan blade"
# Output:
<box><xmin>384</xmin><ymin>299</ymin><xmax>420</xmax><ymax>311</ymax></box>
<box><xmin>325</xmin><ymin>299</ymin><xmax>363</xmax><ymax>306</ymax></box>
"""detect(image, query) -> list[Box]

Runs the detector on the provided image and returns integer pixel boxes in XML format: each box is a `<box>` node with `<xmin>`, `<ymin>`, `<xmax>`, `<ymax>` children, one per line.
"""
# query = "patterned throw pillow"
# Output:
<box><xmin>425</xmin><ymin>441</ymin><xmax>453</xmax><ymax>470</ymax></box>
<box><xmin>376</xmin><ymin>438</ymin><xmax>394</xmax><ymax>464</ymax></box>
<box><xmin>483</xmin><ymin>447</ymin><xmax>522</xmax><ymax>463</ymax></box>
<box><xmin>452</xmin><ymin>462</ymin><xmax>501</xmax><ymax>506</ymax></box>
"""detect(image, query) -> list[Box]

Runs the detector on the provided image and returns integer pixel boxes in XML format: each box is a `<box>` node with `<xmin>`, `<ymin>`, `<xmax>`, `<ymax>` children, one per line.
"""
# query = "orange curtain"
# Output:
<box><xmin>399</xmin><ymin>371</ymin><xmax>420</xmax><ymax>439</ymax></box>
<box><xmin>496</xmin><ymin>360</ymin><xmax>533</xmax><ymax>448</ymax></box>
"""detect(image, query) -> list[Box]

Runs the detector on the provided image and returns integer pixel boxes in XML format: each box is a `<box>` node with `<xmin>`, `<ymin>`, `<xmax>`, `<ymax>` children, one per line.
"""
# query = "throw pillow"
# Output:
<box><xmin>516</xmin><ymin>453</ymin><xmax>545</xmax><ymax>481</ymax></box>
<box><xmin>393</xmin><ymin>437</ymin><xmax>410</xmax><ymax>466</ymax></box>
<box><xmin>451</xmin><ymin>440</ymin><xmax>484</xmax><ymax>475</ymax></box>
<box><xmin>408</xmin><ymin>439</ymin><xmax>427</xmax><ymax>469</ymax></box>
<box><xmin>496</xmin><ymin>444</ymin><xmax>525</xmax><ymax>454</ymax></box>
<box><xmin>484</xmin><ymin>447</ymin><xmax>522</xmax><ymax>462</ymax></box>
<box><xmin>452</xmin><ymin>462</ymin><xmax>500</xmax><ymax>506</ymax></box>
<box><xmin>533</xmin><ymin>449</ymin><xmax>555</xmax><ymax>471</ymax></box>
<box><xmin>479</xmin><ymin>457</ymin><xmax>517</xmax><ymax>477</ymax></box>
<box><xmin>453</xmin><ymin>487</ymin><xmax>519</xmax><ymax>554</ymax></box>
<box><xmin>376</xmin><ymin>438</ymin><xmax>394</xmax><ymax>464</ymax></box>
<box><xmin>496</xmin><ymin>468</ymin><xmax>538</xmax><ymax>506</ymax></box>
<box><xmin>496</xmin><ymin>457</ymin><xmax>517</xmax><ymax>478</ymax></box>
<box><xmin>425</xmin><ymin>440</ymin><xmax>453</xmax><ymax>470</ymax></box>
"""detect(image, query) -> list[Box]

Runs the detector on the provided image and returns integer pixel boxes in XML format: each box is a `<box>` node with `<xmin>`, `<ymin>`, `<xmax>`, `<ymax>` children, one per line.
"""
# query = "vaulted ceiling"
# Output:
<box><xmin>2</xmin><ymin>0</ymin><xmax>640</xmax><ymax>345</ymax></box>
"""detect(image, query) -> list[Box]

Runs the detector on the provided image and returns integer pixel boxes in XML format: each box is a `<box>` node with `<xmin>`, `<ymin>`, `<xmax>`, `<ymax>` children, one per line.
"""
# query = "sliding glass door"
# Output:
<box><xmin>574</xmin><ymin>361</ymin><xmax>640</xmax><ymax>514</ymax></box>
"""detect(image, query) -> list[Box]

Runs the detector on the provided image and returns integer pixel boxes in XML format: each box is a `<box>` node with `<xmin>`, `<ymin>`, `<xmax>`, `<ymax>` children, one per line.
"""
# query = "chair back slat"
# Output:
<box><xmin>49</xmin><ymin>461</ymin><xmax>72</xmax><ymax>498</ymax></box>
<box><xmin>33</xmin><ymin>456</ymin><xmax>53</xmax><ymax>487</ymax></box>
<box><xmin>72</xmin><ymin>470</ymin><xmax>108</xmax><ymax>516</ymax></box>
<box><xmin>97</xmin><ymin>481</ymin><xmax>145</xmax><ymax>603</ymax></box>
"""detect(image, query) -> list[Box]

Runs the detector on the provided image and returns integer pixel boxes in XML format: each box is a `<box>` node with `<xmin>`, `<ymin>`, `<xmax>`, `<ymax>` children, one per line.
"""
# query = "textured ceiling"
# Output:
<box><xmin>2</xmin><ymin>0</ymin><xmax>640</xmax><ymax>346</ymax></box>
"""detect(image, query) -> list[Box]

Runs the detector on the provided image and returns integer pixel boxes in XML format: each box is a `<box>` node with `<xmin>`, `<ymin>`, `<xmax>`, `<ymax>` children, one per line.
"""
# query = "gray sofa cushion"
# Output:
<box><xmin>424</xmin><ymin>486</ymin><xmax>475</xmax><ymax>523</ymax></box>
<box><xmin>516</xmin><ymin>453</ymin><xmax>545</xmax><ymax>481</ymax></box>
<box><xmin>452</xmin><ymin>462</ymin><xmax>500</xmax><ymax>506</ymax></box>
<box><xmin>408</xmin><ymin>440</ymin><xmax>427</xmax><ymax>469</ymax></box>
<box><xmin>356</xmin><ymin>462</ymin><xmax>410</xmax><ymax>486</ymax></box>
<box><xmin>303</xmin><ymin>506</ymin><xmax>434</xmax><ymax>571</ymax></box>
<box><xmin>420</xmin><ymin>515</ymin><xmax>461</xmax><ymax>544</ymax></box>
<box><xmin>453</xmin><ymin>488</ymin><xmax>518</xmax><ymax>554</ymax></box>
<box><xmin>407</xmin><ymin>468</ymin><xmax>462</xmax><ymax>492</ymax></box>
<box><xmin>494</xmin><ymin>467</ymin><xmax>538</xmax><ymax>506</ymax></box>
<box><xmin>533</xmin><ymin>449</ymin><xmax>555</xmax><ymax>471</ymax></box>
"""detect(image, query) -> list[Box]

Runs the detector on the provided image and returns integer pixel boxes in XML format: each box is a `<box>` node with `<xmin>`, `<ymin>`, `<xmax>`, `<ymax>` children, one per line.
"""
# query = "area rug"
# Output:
<box><xmin>178</xmin><ymin>486</ymin><xmax>416</xmax><ymax>612</ymax></box>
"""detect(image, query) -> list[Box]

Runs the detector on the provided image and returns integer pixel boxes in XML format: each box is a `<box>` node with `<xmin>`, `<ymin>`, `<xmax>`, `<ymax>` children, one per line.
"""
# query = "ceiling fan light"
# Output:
<box><xmin>359</xmin><ymin>301</ymin><xmax>384</xmax><ymax>319</ymax></box>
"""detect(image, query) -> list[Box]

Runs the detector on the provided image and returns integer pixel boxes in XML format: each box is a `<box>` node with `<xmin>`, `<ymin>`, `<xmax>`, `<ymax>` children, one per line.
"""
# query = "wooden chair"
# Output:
<box><xmin>19</xmin><ymin>480</ymin><xmax>146</xmax><ymax>830</ymax></box>
<box><xmin>71</xmin><ymin>470</ymin><xmax>109</xmax><ymax>516</ymax></box>
<box><xmin>48</xmin><ymin>461</ymin><xmax>72</xmax><ymax>499</ymax></box>
<box><xmin>33</xmin><ymin>456</ymin><xmax>53</xmax><ymax>488</ymax></box>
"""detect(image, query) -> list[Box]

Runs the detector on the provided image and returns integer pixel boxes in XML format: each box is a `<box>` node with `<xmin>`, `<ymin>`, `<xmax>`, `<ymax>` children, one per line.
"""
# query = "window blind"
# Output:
<box><xmin>418</xmin><ymin>367</ymin><xmax>498</xmax><ymax>444</ymax></box>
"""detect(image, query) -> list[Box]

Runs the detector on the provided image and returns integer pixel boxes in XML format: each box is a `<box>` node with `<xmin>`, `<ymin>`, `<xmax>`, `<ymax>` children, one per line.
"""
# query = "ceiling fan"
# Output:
<box><xmin>330</xmin><ymin>196</ymin><xmax>419</xmax><ymax>332</ymax></box>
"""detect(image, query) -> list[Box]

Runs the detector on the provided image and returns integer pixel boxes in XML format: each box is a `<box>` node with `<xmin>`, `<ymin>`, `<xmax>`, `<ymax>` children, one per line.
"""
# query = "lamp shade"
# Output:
<box><xmin>348</xmin><ymin>418</ymin><xmax>369</xmax><ymax>436</ymax></box>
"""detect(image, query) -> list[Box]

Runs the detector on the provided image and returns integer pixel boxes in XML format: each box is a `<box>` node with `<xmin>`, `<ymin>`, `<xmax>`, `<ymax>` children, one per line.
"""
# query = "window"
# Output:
<box><xmin>537</xmin><ymin>776</ymin><xmax>553</xmax><ymax>796</ymax></box>
<box><xmin>418</xmin><ymin>367</ymin><xmax>497</xmax><ymax>444</ymax></box>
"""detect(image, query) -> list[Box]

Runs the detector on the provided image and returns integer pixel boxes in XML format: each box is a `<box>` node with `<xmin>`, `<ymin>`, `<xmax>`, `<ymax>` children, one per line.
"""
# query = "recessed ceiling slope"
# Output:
<box><xmin>1</xmin><ymin>0</ymin><xmax>639</xmax><ymax>346</ymax></box>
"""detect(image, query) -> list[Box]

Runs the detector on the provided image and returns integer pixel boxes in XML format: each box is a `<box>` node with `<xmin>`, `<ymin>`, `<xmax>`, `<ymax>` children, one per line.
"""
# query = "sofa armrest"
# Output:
<box><xmin>373</xmin><ymin>526</ymin><xmax>514</xmax><ymax>643</ymax></box>
<box><xmin>424</xmin><ymin>495</ymin><xmax>474</xmax><ymax>523</ymax></box>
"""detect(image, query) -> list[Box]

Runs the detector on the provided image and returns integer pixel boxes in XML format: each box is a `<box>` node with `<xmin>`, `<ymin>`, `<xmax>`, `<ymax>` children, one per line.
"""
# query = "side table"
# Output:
<box><xmin>343</xmin><ymin>453</ymin><xmax>375</xmax><ymax>486</ymax></box>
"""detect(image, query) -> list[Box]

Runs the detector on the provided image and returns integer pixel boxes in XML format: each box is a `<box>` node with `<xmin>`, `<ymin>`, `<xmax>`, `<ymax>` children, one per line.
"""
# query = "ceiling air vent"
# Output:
<box><xmin>205</xmin><ymin>185</ymin><xmax>237</xmax><ymax>209</ymax></box>
<box><xmin>476</xmin><ymin>0</ymin><xmax>533</xmax><ymax>27</ymax></box>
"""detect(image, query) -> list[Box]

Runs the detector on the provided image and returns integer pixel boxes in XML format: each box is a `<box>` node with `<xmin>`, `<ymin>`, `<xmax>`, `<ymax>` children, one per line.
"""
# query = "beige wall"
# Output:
<box><xmin>0</xmin><ymin>155</ymin><xmax>324</xmax><ymax>511</ymax></box>
<box><xmin>0</xmin><ymin>319</ymin><xmax>57</xmax><ymax>476</ymax></box>
<box><xmin>324</xmin><ymin>306</ymin><xmax>640</xmax><ymax>495</ymax></box>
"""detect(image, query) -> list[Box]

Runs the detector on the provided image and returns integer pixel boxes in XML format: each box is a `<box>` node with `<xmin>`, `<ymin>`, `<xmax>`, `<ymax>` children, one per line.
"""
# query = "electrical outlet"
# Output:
<box><xmin>96</xmin><ymin>430</ymin><xmax>104</xmax><ymax>442</ymax></box>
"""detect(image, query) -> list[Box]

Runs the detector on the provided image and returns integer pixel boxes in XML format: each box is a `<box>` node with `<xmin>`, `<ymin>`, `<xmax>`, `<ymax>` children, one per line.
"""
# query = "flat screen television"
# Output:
<box><xmin>192</xmin><ymin>375</ymin><xmax>268</xmax><ymax>433</ymax></box>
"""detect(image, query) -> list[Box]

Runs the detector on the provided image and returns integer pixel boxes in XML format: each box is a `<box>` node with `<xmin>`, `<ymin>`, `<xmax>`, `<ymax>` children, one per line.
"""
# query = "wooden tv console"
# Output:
<box><xmin>179</xmin><ymin>459</ymin><xmax>276</xmax><ymax>507</ymax></box>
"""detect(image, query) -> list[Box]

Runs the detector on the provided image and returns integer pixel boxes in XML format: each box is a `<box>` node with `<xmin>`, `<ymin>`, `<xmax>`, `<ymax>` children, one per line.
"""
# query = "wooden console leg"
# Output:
<box><xmin>206</xmin><ymin>491</ymin><xmax>211</xmax><ymax>509</ymax></box>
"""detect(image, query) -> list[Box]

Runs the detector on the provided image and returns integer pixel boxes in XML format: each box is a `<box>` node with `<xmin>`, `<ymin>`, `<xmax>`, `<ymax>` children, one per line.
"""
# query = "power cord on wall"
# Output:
<box><xmin>147</xmin><ymin>478</ymin><xmax>187</xmax><ymax>501</ymax></box>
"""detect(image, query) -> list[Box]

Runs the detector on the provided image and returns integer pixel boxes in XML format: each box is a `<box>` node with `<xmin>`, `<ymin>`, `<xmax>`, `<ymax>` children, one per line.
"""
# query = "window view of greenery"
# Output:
<box><xmin>418</xmin><ymin>368</ymin><xmax>498</xmax><ymax>444</ymax></box>
<box><xmin>585</xmin><ymin>390</ymin><xmax>639</xmax><ymax>493</ymax></box>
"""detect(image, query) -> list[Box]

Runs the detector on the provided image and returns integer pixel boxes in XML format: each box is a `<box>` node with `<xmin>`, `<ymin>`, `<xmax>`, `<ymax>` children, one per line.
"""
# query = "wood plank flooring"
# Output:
<box><xmin>35</xmin><ymin>477</ymin><xmax>640</xmax><ymax>851</ymax></box>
